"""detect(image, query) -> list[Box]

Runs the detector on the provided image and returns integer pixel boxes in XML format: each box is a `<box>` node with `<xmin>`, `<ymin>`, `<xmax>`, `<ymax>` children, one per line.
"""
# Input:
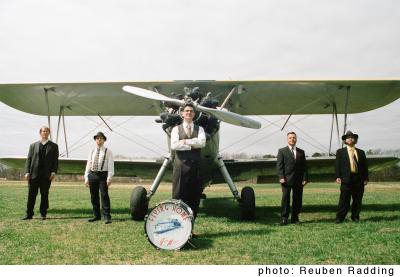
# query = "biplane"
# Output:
<box><xmin>1</xmin><ymin>79</ymin><xmax>399</xmax><ymax>220</ymax></box>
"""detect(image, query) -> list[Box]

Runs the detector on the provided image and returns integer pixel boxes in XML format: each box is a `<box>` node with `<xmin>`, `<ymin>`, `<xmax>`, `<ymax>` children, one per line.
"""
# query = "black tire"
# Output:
<box><xmin>240</xmin><ymin>186</ymin><xmax>255</xmax><ymax>220</ymax></box>
<box><xmin>130</xmin><ymin>186</ymin><xmax>148</xmax><ymax>221</ymax></box>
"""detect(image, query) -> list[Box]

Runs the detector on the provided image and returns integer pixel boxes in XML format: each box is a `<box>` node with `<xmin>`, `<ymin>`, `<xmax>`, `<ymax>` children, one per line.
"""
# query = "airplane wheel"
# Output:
<box><xmin>130</xmin><ymin>186</ymin><xmax>148</xmax><ymax>221</ymax></box>
<box><xmin>240</xmin><ymin>186</ymin><xmax>255</xmax><ymax>220</ymax></box>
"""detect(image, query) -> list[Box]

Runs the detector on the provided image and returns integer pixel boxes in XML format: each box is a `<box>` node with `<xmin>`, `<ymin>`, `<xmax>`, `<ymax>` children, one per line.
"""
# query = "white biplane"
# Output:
<box><xmin>1</xmin><ymin>79</ymin><xmax>399</xmax><ymax>220</ymax></box>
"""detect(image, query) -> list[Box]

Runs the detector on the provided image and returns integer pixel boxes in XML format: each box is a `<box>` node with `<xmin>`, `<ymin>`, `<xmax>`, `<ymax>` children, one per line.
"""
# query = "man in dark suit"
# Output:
<box><xmin>335</xmin><ymin>130</ymin><xmax>368</xmax><ymax>223</ymax></box>
<box><xmin>23</xmin><ymin>126</ymin><xmax>59</xmax><ymax>220</ymax></box>
<box><xmin>276</xmin><ymin>132</ymin><xmax>308</xmax><ymax>225</ymax></box>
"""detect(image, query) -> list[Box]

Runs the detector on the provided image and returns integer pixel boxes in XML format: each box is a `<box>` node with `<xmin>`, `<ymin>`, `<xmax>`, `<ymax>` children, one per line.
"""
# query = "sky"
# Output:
<box><xmin>0</xmin><ymin>0</ymin><xmax>399</xmax><ymax>159</ymax></box>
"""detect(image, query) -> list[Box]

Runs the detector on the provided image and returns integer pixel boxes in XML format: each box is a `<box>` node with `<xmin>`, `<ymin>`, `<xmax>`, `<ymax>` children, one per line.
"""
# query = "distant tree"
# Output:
<box><xmin>262</xmin><ymin>154</ymin><xmax>276</xmax><ymax>159</ymax></box>
<box><xmin>312</xmin><ymin>152</ymin><xmax>323</xmax><ymax>157</ymax></box>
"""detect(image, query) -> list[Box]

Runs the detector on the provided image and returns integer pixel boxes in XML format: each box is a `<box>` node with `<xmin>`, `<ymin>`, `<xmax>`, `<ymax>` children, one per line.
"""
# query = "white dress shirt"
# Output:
<box><xmin>171</xmin><ymin>122</ymin><xmax>206</xmax><ymax>151</ymax></box>
<box><xmin>288</xmin><ymin>145</ymin><xmax>296</xmax><ymax>159</ymax></box>
<box><xmin>84</xmin><ymin>146</ymin><xmax>114</xmax><ymax>183</ymax></box>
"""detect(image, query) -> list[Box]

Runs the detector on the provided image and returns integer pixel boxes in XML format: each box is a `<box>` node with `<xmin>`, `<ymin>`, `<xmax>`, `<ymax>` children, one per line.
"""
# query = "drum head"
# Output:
<box><xmin>145</xmin><ymin>200</ymin><xmax>193</xmax><ymax>250</ymax></box>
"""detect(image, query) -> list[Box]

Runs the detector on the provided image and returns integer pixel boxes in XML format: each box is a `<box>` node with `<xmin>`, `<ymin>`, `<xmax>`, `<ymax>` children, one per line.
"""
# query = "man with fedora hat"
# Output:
<box><xmin>335</xmin><ymin>130</ymin><xmax>369</xmax><ymax>223</ymax></box>
<box><xmin>84</xmin><ymin>132</ymin><xmax>114</xmax><ymax>224</ymax></box>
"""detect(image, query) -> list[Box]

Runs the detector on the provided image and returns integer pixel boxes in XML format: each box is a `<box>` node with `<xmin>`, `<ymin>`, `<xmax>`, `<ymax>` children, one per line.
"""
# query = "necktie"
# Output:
<box><xmin>291</xmin><ymin>147</ymin><xmax>295</xmax><ymax>158</ymax></box>
<box><xmin>92</xmin><ymin>148</ymin><xmax>100</xmax><ymax>171</ymax></box>
<box><xmin>187</xmin><ymin>125</ymin><xmax>192</xmax><ymax>137</ymax></box>
<box><xmin>350</xmin><ymin>148</ymin><xmax>358</xmax><ymax>173</ymax></box>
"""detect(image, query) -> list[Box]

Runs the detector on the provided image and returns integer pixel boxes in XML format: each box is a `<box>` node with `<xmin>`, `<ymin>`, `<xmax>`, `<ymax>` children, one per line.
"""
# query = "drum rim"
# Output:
<box><xmin>144</xmin><ymin>199</ymin><xmax>194</xmax><ymax>250</ymax></box>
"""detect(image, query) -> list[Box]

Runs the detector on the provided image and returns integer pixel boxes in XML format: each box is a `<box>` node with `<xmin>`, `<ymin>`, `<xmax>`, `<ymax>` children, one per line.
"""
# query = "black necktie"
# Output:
<box><xmin>291</xmin><ymin>147</ymin><xmax>295</xmax><ymax>158</ymax></box>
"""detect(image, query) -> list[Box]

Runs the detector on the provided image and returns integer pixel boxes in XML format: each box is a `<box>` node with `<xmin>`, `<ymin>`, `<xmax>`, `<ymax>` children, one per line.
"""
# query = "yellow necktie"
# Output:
<box><xmin>350</xmin><ymin>149</ymin><xmax>358</xmax><ymax>173</ymax></box>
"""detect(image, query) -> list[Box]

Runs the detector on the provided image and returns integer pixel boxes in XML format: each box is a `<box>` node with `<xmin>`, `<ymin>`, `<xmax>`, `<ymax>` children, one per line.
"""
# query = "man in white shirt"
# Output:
<box><xmin>84</xmin><ymin>132</ymin><xmax>114</xmax><ymax>224</ymax></box>
<box><xmin>170</xmin><ymin>104</ymin><xmax>206</xmax><ymax>222</ymax></box>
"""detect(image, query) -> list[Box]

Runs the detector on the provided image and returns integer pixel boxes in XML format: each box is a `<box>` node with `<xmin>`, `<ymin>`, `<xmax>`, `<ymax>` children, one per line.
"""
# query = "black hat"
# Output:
<box><xmin>93</xmin><ymin>132</ymin><xmax>107</xmax><ymax>141</ymax></box>
<box><xmin>342</xmin><ymin>130</ymin><xmax>358</xmax><ymax>141</ymax></box>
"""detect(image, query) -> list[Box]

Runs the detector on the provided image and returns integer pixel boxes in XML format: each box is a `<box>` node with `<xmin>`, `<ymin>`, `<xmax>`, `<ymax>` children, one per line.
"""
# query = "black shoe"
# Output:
<box><xmin>104</xmin><ymin>218</ymin><xmax>112</xmax><ymax>224</ymax></box>
<box><xmin>280</xmin><ymin>218</ymin><xmax>288</xmax><ymax>226</ymax></box>
<box><xmin>88</xmin><ymin>217</ymin><xmax>101</xmax><ymax>222</ymax></box>
<box><xmin>351</xmin><ymin>218</ymin><xmax>360</xmax><ymax>223</ymax></box>
<box><xmin>41</xmin><ymin>215</ymin><xmax>47</xmax><ymax>220</ymax></box>
<box><xmin>22</xmin><ymin>215</ymin><xmax>33</xmax><ymax>220</ymax></box>
<box><xmin>291</xmin><ymin>219</ymin><xmax>300</xmax><ymax>224</ymax></box>
<box><xmin>335</xmin><ymin>219</ymin><xmax>344</xmax><ymax>224</ymax></box>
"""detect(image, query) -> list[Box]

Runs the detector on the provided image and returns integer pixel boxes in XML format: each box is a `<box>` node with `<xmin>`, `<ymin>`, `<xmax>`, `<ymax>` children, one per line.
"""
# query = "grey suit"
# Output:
<box><xmin>24</xmin><ymin>141</ymin><xmax>59</xmax><ymax>217</ymax></box>
<box><xmin>276</xmin><ymin>146</ymin><xmax>308</xmax><ymax>221</ymax></box>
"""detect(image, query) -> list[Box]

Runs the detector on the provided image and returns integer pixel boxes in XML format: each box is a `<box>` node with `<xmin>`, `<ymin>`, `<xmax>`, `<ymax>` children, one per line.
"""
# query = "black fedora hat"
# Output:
<box><xmin>93</xmin><ymin>132</ymin><xmax>107</xmax><ymax>141</ymax></box>
<box><xmin>342</xmin><ymin>130</ymin><xmax>358</xmax><ymax>141</ymax></box>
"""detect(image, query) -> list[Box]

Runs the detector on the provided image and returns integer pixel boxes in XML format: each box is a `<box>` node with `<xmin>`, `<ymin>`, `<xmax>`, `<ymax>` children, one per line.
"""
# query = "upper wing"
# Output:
<box><xmin>0</xmin><ymin>80</ymin><xmax>399</xmax><ymax>116</ymax></box>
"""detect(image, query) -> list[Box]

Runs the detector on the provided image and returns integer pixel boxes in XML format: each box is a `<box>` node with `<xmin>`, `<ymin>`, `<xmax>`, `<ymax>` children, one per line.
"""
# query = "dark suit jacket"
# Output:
<box><xmin>276</xmin><ymin>146</ymin><xmax>308</xmax><ymax>186</ymax></box>
<box><xmin>335</xmin><ymin>147</ymin><xmax>368</xmax><ymax>185</ymax></box>
<box><xmin>25</xmin><ymin>141</ymin><xmax>59</xmax><ymax>179</ymax></box>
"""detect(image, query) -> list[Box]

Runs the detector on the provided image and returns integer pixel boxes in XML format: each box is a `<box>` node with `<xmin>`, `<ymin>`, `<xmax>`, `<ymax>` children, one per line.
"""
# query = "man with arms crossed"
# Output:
<box><xmin>170</xmin><ymin>104</ymin><xmax>206</xmax><ymax>229</ymax></box>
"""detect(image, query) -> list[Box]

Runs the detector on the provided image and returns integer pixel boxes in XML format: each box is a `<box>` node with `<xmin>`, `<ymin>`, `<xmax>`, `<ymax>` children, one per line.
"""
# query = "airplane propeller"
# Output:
<box><xmin>122</xmin><ymin>85</ymin><xmax>261</xmax><ymax>129</ymax></box>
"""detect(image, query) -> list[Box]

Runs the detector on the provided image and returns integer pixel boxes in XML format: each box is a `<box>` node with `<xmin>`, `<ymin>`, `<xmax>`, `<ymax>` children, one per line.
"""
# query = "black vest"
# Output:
<box><xmin>175</xmin><ymin>124</ymin><xmax>201</xmax><ymax>161</ymax></box>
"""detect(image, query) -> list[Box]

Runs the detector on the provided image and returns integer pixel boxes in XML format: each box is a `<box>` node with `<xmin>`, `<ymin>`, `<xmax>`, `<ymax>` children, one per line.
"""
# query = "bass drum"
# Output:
<box><xmin>144</xmin><ymin>199</ymin><xmax>194</xmax><ymax>250</ymax></box>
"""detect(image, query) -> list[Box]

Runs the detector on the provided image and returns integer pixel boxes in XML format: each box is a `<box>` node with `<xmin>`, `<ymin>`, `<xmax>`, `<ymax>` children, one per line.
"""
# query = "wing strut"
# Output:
<box><xmin>342</xmin><ymin>86</ymin><xmax>351</xmax><ymax>146</ymax></box>
<box><xmin>97</xmin><ymin>114</ymin><xmax>113</xmax><ymax>131</ymax></box>
<box><xmin>220</xmin><ymin>86</ymin><xmax>237</xmax><ymax>109</ymax></box>
<box><xmin>62</xmin><ymin>111</ymin><xmax>69</xmax><ymax>157</ymax></box>
<box><xmin>56</xmin><ymin>106</ymin><xmax>70</xmax><ymax>157</ymax></box>
<box><xmin>280</xmin><ymin>113</ymin><xmax>293</xmax><ymax>131</ymax></box>
<box><xmin>56</xmin><ymin>106</ymin><xmax>64</xmax><ymax>144</ymax></box>
<box><xmin>329</xmin><ymin>103</ymin><xmax>340</xmax><ymax>156</ymax></box>
<box><xmin>43</xmin><ymin>87</ymin><xmax>53</xmax><ymax>140</ymax></box>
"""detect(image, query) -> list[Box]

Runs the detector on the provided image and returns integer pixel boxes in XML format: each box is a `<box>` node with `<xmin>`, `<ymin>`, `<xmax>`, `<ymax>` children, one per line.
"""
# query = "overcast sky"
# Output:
<box><xmin>1</xmin><ymin>0</ymin><xmax>399</xmax><ymax>159</ymax></box>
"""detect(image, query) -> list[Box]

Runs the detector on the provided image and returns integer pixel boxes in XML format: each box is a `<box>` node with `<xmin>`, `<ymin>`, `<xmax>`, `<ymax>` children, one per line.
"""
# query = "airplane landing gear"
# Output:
<box><xmin>239</xmin><ymin>186</ymin><xmax>255</xmax><ymax>220</ymax></box>
<box><xmin>130</xmin><ymin>156</ymin><xmax>172</xmax><ymax>221</ymax></box>
<box><xmin>216</xmin><ymin>156</ymin><xmax>256</xmax><ymax>221</ymax></box>
<box><xmin>130</xmin><ymin>186</ymin><xmax>148</xmax><ymax>221</ymax></box>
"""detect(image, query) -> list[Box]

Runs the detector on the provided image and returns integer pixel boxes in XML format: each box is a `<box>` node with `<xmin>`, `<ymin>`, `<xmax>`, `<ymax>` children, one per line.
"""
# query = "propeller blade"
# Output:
<box><xmin>197</xmin><ymin>105</ymin><xmax>261</xmax><ymax>129</ymax></box>
<box><xmin>122</xmin><ymin>85</ymin><xmax>261</xmax><ymax>129</ymax></box>
<box><xmin>122</xmin><ymin>85</ymin><xmax>183</xmax><ymax>106</ymax></box>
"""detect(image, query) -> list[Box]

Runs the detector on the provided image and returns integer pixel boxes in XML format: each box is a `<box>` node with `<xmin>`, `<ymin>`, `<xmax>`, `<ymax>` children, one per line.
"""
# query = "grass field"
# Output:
<box><xmin>0</xmin><ymin>181</ymin><xmax>399</xmax><ymax>265</ymax></box>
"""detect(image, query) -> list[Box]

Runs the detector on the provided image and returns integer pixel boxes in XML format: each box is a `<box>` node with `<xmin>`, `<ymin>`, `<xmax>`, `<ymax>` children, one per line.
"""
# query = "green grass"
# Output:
<box><xmin>0</xmin><ymin>181</ymin><xmax>399</xmax><ymax>264</ymax></box>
